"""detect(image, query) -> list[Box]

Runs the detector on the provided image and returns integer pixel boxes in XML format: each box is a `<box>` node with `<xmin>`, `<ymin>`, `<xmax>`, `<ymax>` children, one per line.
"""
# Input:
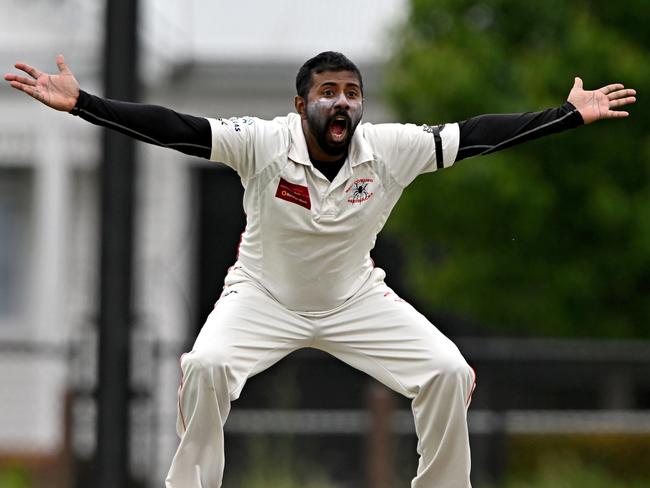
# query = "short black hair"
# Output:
<box><xmin>295</xmin><ymin>51</ymin><xmax>363</xmax><ymax>99</ymax></box>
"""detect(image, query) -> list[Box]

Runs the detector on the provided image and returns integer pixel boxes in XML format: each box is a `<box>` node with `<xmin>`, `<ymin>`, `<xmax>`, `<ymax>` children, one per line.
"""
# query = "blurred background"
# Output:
<box><xmin>0</xmin><ymin>0</ymin><xmax>649</xmax><ymax>487</ymax></box>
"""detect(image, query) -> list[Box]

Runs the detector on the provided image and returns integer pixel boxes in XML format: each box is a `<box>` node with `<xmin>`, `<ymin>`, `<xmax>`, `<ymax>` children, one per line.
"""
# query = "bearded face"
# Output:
<box><xmin>299</xmin><ymin>70</ymin><xmax>363</xmax><ymax>158</ymax></box>
<box><xmin>305</xmin><ymin>101</ymin><xmax>362</xmax><ymax>156</ymax></box>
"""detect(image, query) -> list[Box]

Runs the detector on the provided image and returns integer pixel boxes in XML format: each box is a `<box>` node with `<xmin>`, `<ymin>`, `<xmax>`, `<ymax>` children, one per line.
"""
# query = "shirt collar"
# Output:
<box><xmin>287</xmin><ymin>113</ymin><xmax>374</xmax><ymax>168</ymax></box>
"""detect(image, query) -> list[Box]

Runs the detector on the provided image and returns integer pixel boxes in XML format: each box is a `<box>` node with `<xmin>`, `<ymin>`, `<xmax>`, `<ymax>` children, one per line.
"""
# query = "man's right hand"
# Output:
<box><xmin>4</xmin><ymin>54</ymin><xmax>80</xmax><ymax>112</ymax></box>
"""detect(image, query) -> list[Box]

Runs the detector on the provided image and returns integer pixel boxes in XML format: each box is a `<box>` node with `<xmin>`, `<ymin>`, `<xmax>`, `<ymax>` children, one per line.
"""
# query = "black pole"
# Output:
<box><xmin>95</xmin><ymin>0</ymin><xmax>139</xmax><ymax>487</ymax></box>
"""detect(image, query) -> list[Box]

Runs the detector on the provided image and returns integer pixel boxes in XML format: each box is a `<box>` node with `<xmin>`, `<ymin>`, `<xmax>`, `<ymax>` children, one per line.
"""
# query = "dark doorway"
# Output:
<box><xmin>193</xmin><ymin>164</ymin><xmax>246</xmax><ymax>343</ymax></box>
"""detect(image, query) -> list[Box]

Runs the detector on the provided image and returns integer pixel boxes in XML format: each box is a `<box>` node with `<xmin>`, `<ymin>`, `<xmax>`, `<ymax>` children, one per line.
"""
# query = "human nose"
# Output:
<box><xmin>333</xmin><ymin>92</ymin><xmax>350</xmax><ymax>110</ymax></box>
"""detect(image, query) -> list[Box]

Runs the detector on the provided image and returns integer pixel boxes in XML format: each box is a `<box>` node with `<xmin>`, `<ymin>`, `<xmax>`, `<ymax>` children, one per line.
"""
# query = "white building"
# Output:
<box><xmin>0</xmin><ymin>0</ymin><xmax>405</xmax><ymax>485</ymax></box>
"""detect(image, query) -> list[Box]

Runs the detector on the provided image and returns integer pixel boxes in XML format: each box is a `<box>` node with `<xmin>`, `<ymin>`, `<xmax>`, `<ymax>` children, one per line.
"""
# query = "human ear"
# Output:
<box><xmin>294</xmin><ymin>95</ymin><xmax>307</xmax><ymax>118</ymax></box>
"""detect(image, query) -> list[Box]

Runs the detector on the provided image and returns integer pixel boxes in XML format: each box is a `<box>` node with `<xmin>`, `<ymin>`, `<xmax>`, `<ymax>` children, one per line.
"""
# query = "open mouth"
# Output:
<box><xmin>329</xmin><ymin>116</ymin><xmax>349</xmax><ymax>143</ymax></box>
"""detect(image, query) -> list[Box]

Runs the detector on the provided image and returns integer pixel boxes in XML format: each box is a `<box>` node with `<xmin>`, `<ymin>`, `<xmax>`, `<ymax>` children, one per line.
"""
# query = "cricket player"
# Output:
<box><xmin>4</xmin><ymin>51</ymin><xmax>635</xmax><ymax>487</ymax></box>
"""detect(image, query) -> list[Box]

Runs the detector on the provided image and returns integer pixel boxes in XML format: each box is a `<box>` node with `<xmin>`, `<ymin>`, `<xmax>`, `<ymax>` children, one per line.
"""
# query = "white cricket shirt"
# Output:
<box><xmin>207</xmin><ymin>113</ymin><xmax>459</xmax><ymax>312</ymax></box>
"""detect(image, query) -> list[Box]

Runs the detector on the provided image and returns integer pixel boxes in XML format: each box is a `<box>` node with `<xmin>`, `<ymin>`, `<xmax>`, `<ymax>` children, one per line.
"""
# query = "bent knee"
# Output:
<box><xmin>439</xmin><ymin>354</ymin><xmax>476</xmax><ymax>402</ymax></box>
<box><xmin>423</xmin><ymin>353</ymin><xmax>474</xmax><ymax>390</ymax></box>
<box><xmin>180</xmin><ymin>348</ymin><xmax>240</xmax><ymax>399</ymax></box>
<box><xmin>181</xmin><ymin>348</ymin><xmax>232</xmax><ymax>376</ymax></box>
<box><xmin>442</xmin><ymin>354</ymin><xmax>472</xmax><ymax>378</ymax></box>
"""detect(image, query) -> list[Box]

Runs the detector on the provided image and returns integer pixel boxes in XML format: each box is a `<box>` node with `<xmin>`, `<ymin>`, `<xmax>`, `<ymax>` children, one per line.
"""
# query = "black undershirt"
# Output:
<box><xmin>311</xmin><ymin>155</ymin><xmax>346</xmax><ymax>182</ymax></box>
<box><xmin>455</xmin><ymin>102</ymin><xmax>583</xmax><ymax>160</ymax></box>
<box><xmin>70</xmin><ymin>90</ymin><xmax>212</xmax><ymax>158</ymax></box>
<box><xmin>70</xmin><ymin>90</ymin><xmax>583</xmax><ymax>169</ymax></box>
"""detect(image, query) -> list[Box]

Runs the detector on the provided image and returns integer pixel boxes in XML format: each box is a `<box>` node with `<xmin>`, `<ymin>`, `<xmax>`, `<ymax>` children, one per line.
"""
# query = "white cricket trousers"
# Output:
<box><xmin>166</xmin><ymin>268</ymin><xmax>476</xmax><ymax>488</ymax></box>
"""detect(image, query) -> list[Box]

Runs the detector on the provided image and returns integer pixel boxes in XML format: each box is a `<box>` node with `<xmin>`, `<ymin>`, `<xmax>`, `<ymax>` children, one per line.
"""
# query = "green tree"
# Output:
<box><xmin>384</xmin><ymin>0</ymin><xmax>650</xmax><ymax>337</ymax></box>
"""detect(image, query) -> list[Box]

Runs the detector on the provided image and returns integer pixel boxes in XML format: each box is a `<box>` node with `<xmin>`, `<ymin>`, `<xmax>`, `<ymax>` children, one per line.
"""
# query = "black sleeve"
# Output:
<box><xmin>455</xmin><ymin>101</ymin><xmax>584</xmax><ymax>162</ymax></box>
<box><xmin>69</xmin><ymin>90</ymin><xmax>212</xmax><ymax>159</ymax></box>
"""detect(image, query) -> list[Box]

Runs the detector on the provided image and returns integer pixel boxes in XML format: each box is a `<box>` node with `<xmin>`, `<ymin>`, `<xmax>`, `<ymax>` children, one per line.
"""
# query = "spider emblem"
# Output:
<box><xmin>352</xmin><ymin>182</ymin><xmax>369</xmax><ymax>200</ymax></box>
<box><xmin>346</xmin><ymin>178</ymin><xmax>374</xmax><ymax>204</ymax></box>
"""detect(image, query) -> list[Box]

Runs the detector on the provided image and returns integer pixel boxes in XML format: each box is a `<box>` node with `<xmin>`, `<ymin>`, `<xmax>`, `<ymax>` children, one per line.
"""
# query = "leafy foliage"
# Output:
<box><xmin>384</xmin><ymin>0</ymin><xmax>650</xmax><ymax>336</ymax></box>
<box><xmin>505</xmin><ymin>453</ymin><xmax>649</xmax><ymax>488</ymax></box>
<box><xmin>229</xmin><ymin>436</ymin><xmax>336</xmax><ymax>488</ymax></box>
<box><xmin>0</xmin><ymin>466</ymin><xmax>30</xmax><ymax>488</ymax></box>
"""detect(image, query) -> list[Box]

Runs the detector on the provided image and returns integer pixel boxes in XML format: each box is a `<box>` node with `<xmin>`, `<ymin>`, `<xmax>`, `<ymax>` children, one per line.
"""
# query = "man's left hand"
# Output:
<box><xmin>568</xmin><ymin>77</ymin><xmax>636</xmax><ymax>124</ymax></box>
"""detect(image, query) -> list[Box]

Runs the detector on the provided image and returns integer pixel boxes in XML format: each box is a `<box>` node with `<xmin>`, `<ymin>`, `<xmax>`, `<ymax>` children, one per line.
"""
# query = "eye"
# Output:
<box><xmin>322</xmin><ymin>89</ymin><xmax>335</xmax><ymax>97</ymax></box>
<box><xmin>347</xmin><ymin>91</ymin><xmax>359</xmax><ymax>98</ymax></box>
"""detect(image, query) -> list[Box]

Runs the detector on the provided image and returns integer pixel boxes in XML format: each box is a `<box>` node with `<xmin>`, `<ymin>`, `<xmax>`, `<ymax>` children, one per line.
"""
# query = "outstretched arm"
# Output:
<box><xmin>4</xmin><ymin>55</ymin><xmax>212</xmax><ymax>159</ymax></box>
<box><xmin>70</xmin><ymin>91</ymin><xmax>212</xmax><ymax>158</ymax></box>
<box><xmin>455</xmin><ymin>78</ymin><xmax>636</xmax><ymax>161</ymax></box>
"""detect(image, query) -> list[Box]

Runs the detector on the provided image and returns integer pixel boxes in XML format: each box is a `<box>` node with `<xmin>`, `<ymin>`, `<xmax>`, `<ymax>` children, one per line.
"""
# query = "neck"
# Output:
<box><xmin>311</xmin><ymin>154</ymin><xmax>346</xmax><ymax>182</ymax></box>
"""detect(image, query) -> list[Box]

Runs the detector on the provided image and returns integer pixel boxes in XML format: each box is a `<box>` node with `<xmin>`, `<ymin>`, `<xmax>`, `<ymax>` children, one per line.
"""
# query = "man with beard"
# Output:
<box><xmin>5</xmin><ymin>51</ymin><xmax>636</xmax><ymax>487</ymax></box>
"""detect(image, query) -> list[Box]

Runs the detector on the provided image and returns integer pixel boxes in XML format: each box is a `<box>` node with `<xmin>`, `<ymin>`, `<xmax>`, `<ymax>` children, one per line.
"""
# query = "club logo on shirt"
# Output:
<box><xmin>275</xmin><ymin>178</ymin><xmax>311</xmax><ymax>210</ymax></box>
<box><xmin>216</xmin><ymin>117</ymin><xmax>255</xmax><ymax>132</ymax></box>
<box><xmin>422</xmin><ymin>123</ymin><xmax>446</xmax><ymax>134</ymax></box>
<box><xmin>346</xmin><ymin>178</ymin><xmax>374</xmax><ymax>204</ymax></box>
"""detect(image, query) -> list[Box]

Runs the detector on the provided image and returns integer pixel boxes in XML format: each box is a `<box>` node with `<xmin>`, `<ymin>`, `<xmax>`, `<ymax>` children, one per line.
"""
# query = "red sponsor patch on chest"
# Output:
<box><xmin>275</xmin><ymin>178</ymin><xmax>311</xmax><ymax>210</ymax></box>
